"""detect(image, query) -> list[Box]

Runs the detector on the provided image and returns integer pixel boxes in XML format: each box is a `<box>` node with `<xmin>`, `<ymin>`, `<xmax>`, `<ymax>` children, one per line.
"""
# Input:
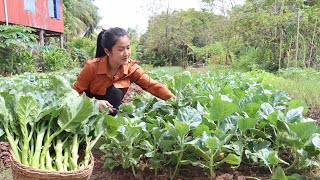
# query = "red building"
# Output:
<box><xmin>0</xmin><ymin>0</ymin><xmax>64</xmax><ymax>47</ymax></box>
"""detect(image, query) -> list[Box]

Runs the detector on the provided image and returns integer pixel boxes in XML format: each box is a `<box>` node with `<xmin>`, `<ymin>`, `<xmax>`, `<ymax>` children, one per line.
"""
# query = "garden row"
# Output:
<box><xmin>0</xmin><ymin>69</ymin><xmax>319</xmax><ymax>179</ymax></box>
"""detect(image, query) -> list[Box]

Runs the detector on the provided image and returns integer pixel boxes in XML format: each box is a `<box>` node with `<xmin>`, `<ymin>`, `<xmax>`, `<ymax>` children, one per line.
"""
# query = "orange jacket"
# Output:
<box><xmin>73</xmin><ymin>56</ymin><xmax>174</xmax><ymax>100</ymax></box>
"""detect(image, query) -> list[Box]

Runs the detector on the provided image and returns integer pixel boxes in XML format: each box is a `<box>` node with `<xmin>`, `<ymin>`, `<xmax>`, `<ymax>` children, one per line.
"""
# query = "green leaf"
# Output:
<box><xmin>243</xmin><ymin>103</ymin><xmax>260</xmax><ymax>118</ymax></box>
<box><xmin>267</xmin><ymin>110</ymin><xmax>284</xmax><ymax>126</ymax></box>
<box><xmin>286</xmin><ymin>107</ymin><xmax>304</xmax><ymax>123</ymax></box>
<box><xmin>222</xmin><ymin>153</ymin><xmax>241</xmax><ymax>165</ymax></box>
<box><xmin>271</xmin><ymin>166</ymin><xmax>287</xmax><ymax>180</ymax></box>
<box><xmin>189</xmin><ymin>143</ymin><xmax>210</xmax><ymax>161</ymax></box>
<box><xmin>281</xmin><ymin>137</ymin><xmax>304</xmax><ymax>149</ymax></box>
<box><xmin>289</xmin><ymin>122</ymin><xmax>317</xmax><ymax>141</ymax></box>
<box><xmin>192</xmin><ymin>124</ymin><xmax>210</xmax><ymax>137</ymax></box>
<box><xmin>205</xmin><ymin>136</ymin><xmax>220</xmax><ymax>151</ymax></box>
<box><xmin>16</xmin><ymin>95</ymin><xmax>40</xmax><ymax>127</ymax></box>
<box><xmin>0</xmin><ymin>128</ymin><xmax>4</xmax><ymax>137</ymax></box>
<box><xmin>140</xmin><ymin>140</ymin><xmax>154</xmax><ymax>151</ymax></box>
<box><xmin>249</xmin><ymin>128</ymin><xmax>271</xmax><ymax>139</ymax></box>
<box><xmin>287</xmin><ymin>173</ymin><xmax>303</xmax><ymax>180</ymax></box>
<box><xmin>50</xmin><ymin>75</ymin><xmax>73</xmax><ymax>95</ymax></box>
<box><xmin>58</xmin><ymin>94</ymin><xmax>94</xmax><ymax>132</ymax></box>
<box><xmin>145</xmin><ymin>151</ymin><xmax>155</xmax><ymax>158</ymax></box>
<box><xmin>311</xmin><ymin>134</ymin><xmax>320</xmax><ymax>148</ymax></box>
<box><xmin>277</xmin><ymin>120</ymin><xmax>290</xmax><ymax>133</ymax></box>
<box><xmin>150</xmin><ymin>158</ymin><xmax>161</xmax><ymax>169</ymax></box>
<box><xmin>253</xmin><ymin>140</ymin><xmax>271</xmax><ymax>152</ymax></box>
<box><xmin>177</xmin><ymin>106</ymin><xmax>202</xmax><ymax>129</ymax></box>
<box><xmin>174</xmin><ymin>71</ymin><xmax>192</xmax><ymax>91</ymax></box>
<box><xmin>238</xmin><ymin>118</ymin><xmax>257</xmax><ymax>132</ymax></box>
<box><xmin>159</xmin><ymin>140</ymin><xmax>175</xmax><ymax>151</ymax></box>
<box><xmin>268</xmin><ymin>151</ymin><xmax>288</xmax><ymax>166</ymax></box>
<box><xmin>104</xmin><ymin>157</ymin><xmax>117</xmax><ymax>170</ymax></box>
<box><xmin>258</xmin><ymin>103</ymin><xmax>274</xmax><ymax>120</ymax></box>
<box><xmin>174</xmin><ymin>120</ymin><xmax>190</xmax><ymax>137</ymax></box>
<box><xmin>162</xmin><ymin>121</ymin><xmax>178</xmax><ymax>138</ymax></box>
<box><xmin>119</xmin><ymin>104</ymin><xmax>134</xmax><ymax>114</ymax></box>
<box><xmin>286</xmin><ymin>99</ymin><xmax>306</xmax><ymax>110</ymax></box>
<box><xmin>209</xmin><ymin>98</ymin><xmax>238</xmax><ymax>122</ymax></box>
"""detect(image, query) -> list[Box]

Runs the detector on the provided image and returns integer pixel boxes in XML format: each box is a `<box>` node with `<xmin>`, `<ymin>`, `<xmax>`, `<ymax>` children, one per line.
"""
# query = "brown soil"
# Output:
<box><xmin>89</xmin><ymin>148</ymin><xmax>271</xmax><ymax>180</ymax></box>
<box><xmin>122</xmin><ymin>84</ymin><xmax>144</xmax><ymax>103</ymax></box>
<box><xmin>306</xmin><ymin>106</ymin><xmax>320</xmax><ymax>126</ymax></box>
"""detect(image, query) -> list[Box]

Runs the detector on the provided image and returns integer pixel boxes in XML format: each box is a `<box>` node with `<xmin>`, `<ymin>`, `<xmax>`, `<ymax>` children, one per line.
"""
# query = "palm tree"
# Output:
<box><xmin>63</xmin><ymin>0</ymin><xmax>101</xmax><ymax>39</ymax></box>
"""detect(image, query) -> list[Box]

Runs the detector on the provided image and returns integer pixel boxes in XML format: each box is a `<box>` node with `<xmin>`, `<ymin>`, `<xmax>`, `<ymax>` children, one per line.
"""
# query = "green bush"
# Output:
<box><xmin>191</xmin><ymin>42</ymin><xmax>229</xmax><ymax>65</ymax></box>
<box><xmin>66</xmin><ymin>37</ymin><xmax>95</xmax><ymax>65</ymax></box>
<box><xmin>15</xmin><ymin>50</ymin><xmax>39</xmax><ymax>73</ymax></box>
<box><xmin>233</xmin><ymin>47</ymin><xmax>273</xmax><ymax>71</ymax></box>
<box><xmin>40</xmin><ymin>47</ymin><xmax>74</xmax><ymax>71</ymax></box>
<box><xmin>0</xmin><ymin>25</ymin><xmax>37</xmax><ymax>75</ymax></box>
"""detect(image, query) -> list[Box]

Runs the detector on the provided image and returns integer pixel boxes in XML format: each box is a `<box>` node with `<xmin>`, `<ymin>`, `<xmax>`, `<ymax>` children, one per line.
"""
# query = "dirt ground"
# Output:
<box><xmin>89</xmin><ymin>148</ymin><xmax>272</xmax><ymax>180</ymax></box>
<box><xmin>0</xmin><ymin>84</ymin><xmax>319</xmax><ymax>179</ymax></box>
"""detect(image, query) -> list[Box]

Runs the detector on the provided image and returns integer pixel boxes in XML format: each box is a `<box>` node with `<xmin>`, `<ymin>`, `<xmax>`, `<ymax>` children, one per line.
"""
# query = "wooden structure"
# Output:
<box><xmin>0</xmin><ymin>0</ymin><xmax>64</xmax><ymax>47</ymax></box>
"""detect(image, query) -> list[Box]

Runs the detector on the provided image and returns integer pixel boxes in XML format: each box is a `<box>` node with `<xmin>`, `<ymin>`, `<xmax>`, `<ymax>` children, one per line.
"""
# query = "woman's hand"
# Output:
<box><xmin>97</xmin><ymin>100</ymin><xmax>115</xmax><ymax>113</ymax></box>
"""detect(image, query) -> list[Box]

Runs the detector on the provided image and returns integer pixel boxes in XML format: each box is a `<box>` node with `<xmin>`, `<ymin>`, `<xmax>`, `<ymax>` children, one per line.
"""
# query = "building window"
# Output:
<box><xmin>48</xmin><ymin>0</ymin><xmax>60</xmax><ymax>19</ymax></box>
<box><xmin>24</xmin><ymin>0</ymin><xmax>36</xmax><ymax>13</ymax></box>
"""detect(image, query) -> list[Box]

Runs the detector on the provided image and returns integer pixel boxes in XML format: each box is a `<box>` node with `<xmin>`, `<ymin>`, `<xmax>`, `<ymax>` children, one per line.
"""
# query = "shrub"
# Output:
<box><xmin>40</xmin><ymin>47</ymin><xmax>74</xmax><ymax>71</ymax></box>
<box><xmin>66</xmin><ymin>37</ymin><xmax>95</xmax><ymax>66</ymax></box>
<box><xmin>0</xmin><ymin>25</ymin><xmax>37</xmax><ymax>75</ymax></box>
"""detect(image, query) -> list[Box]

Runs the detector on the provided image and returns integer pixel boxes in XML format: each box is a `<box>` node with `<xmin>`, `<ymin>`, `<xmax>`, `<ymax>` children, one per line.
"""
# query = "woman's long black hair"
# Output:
<box><xmin>95</xmin><ymin>27</ymin><xmax>129</xmax><ymax>58</ymax></box>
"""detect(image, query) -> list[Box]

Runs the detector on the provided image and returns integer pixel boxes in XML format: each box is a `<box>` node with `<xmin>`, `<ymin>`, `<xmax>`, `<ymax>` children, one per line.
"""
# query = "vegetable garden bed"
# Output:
<box><xmin>0</xmin><ymin>70</ymin><xmax>319</xmax><ymax>179</ymax></box>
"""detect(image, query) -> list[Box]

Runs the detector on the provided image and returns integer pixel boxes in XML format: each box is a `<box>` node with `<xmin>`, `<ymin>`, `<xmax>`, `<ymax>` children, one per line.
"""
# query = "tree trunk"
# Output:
<box><xmin>287</xmin><ymin>36</ymin><xmax>293</xmax><ymax>68</ymax></box>
<box><xmin>273</xmin><ymin>0</ymin><xmax>278</xmax><ymax>67</ymax></box>
<box><xmin>278</xmin><ymin>0</ymin><xmax>285</xmax><ymax>70</ymax></box>
<box><xmin>308</xmin><ymin>18</ymin><xmax>318</xmax><ymax>68</ymax></box>
<box><xmin>295</xmin><ymin>10</ymin><xmax>300</xmax><ymax>67</ymax></box>
<box><xmin>303</xmin><ymin>43</ymin><xmax>306</xmax><ymax>68</ymax></box>
<box><xmin>165</xmin><ymin>0</ymin><xmax>171</xmax><ymax>66</ymax></box>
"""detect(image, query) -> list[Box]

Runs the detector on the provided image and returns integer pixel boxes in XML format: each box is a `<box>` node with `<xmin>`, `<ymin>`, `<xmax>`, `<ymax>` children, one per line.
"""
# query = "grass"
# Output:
<box><xmin>272</xmin><ymin>68</ymin><xmax>320</xmax><ymax>108</ymax></box>
<box><xmin>270</xmin><ymin>78</ymin><xmax>320</xmax><ymax>108</ymax></box>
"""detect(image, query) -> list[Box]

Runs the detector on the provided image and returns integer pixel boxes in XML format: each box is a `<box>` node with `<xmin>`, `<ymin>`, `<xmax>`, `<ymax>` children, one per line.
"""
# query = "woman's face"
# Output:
<box><xmin>107</xmin><ymin>35</ymin><xmax>131</xmax><ymax>66</ymax></box>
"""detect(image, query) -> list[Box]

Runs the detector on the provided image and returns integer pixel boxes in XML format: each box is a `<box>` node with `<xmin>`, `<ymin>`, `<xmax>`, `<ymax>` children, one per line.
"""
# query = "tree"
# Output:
<box><xmin>140</xmin><ymin>9</ymin><xmax>224</xmax><ymax>66</ymax></box>
<box><xmin>63</xmin><ymin>0</ymin><xmax>101</xmax><ymax>39</ymax></box>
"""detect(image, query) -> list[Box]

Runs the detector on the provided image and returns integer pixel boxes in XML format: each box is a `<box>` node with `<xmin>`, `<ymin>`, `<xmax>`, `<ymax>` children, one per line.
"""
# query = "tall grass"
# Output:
<box><xmin>273</xmin><ymin>68</ymin><xmax>320</xmax><ymax>108</ymax></box>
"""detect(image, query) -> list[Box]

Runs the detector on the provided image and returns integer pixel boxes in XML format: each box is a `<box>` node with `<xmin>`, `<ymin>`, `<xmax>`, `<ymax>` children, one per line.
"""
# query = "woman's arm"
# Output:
<box><xmin>130</xmin><ymin>65</ymin><xmax>174</xmax><ymax>100</ymax></box>
<box><xmin>73</xmin><ymin>63</ymin><xmax>94</xmax><ymax>95</ymax></box>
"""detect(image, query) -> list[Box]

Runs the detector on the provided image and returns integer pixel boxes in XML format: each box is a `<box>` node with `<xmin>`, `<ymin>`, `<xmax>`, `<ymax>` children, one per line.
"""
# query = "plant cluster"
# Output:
<box><xmin>0</xmin><ymin>25</ymin><xmax>89</xmax><ymax>76</ymax></box>
<box><xmin>101</xmin><ymin>71</ymin><xmax>320</xmax><ymax>179</ymax></box>
<box><xmin>0</xmin><ymin>25</ymin><xmax>37</xmax><ymax>75</ymax></box>
<box><xmin>0</xmin><ymin>69</ymin><xmax>318</xmax><ymax>178</ymax></box>
<box><xmin>66</xmin><ymin>37</ymin><xmax>96</xmax><ymax>66</ymax></box>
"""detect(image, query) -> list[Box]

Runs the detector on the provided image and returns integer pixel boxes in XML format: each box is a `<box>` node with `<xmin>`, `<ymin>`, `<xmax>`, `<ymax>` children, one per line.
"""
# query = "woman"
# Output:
<box><xmin>73</xmin><ymin>27</ymin><xmax>174</xmax><ymax>115</ymax></box>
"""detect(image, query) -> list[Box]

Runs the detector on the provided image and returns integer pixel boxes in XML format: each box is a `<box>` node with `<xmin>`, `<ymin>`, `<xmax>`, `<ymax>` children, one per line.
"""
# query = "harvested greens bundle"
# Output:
<box><xmin>0</xmin><ymin>76</ymin><xmax>107</xmax><ymax>171</ymax></box>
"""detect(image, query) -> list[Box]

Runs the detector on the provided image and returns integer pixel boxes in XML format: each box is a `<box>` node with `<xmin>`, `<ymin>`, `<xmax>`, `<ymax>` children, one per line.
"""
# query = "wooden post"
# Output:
<box><xmin>60</xmin><ymin>34</ymin><xmax>64</xmax><ymax>48</ymax></box>
<box><xmin>39</xmin><ymin>29</ymin><xmax>44</xmax><ymax>46</ymax></box>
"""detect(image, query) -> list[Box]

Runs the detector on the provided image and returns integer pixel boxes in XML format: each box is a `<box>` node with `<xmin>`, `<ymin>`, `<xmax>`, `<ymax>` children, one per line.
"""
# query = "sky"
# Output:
<box><xmin>93</xmin><ymin>0</ymin><xmax>245</xmax><ymax>34</ymax></box>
